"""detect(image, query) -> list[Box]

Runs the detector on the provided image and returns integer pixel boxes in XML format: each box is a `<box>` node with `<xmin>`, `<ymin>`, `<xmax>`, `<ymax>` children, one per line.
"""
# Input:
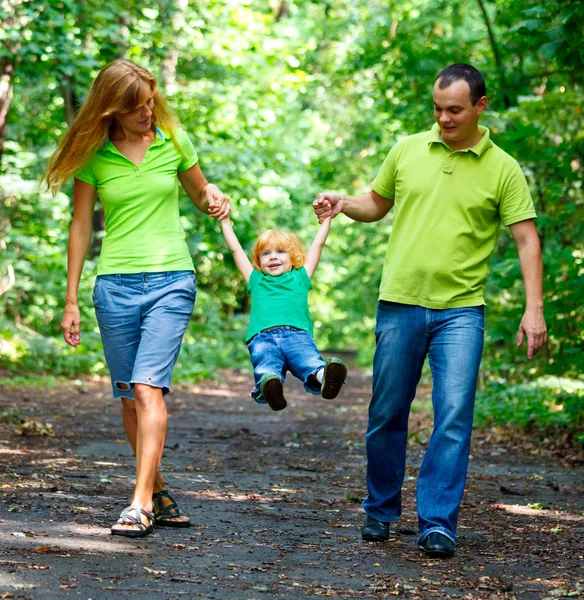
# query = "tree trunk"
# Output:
<box><xmin>0</xmin><ymin>57</ymin><xmax>14</xmax><ymax>163</ymax></box>
<box><xmin>90</xmin><ymin>203</ymin><xmax>105</xmax><ymax>258</ymax></box>
<box><xmin>116</xmin><ymin>13</ymin><xmax>131</xmax><ymax>58</ymax></box>
<box><xmin>160</xmin><ymin>0</ymin><xmax>188</xmax><ymax>95</ymax></box>
<box><xmin>275</xmin><ymin>1</ymin><xmax>289</xmax><ymax>21</ymax></box>
<box><xmin>61</xmin><ymin>74</ymin><xmax>81</xmax><ymax>126</ymax></box>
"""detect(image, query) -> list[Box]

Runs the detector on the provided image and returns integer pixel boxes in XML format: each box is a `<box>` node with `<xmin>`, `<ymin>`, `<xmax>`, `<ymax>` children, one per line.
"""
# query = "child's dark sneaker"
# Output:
<box><xmin>260</xmin><ymin>374</ymin><xmax>287</xmax><ymax>411</ymax></box>
<box><xmin>321</xmin><ymin>358</ymin><xmax>347</xmax><ymax>399</ymax></box>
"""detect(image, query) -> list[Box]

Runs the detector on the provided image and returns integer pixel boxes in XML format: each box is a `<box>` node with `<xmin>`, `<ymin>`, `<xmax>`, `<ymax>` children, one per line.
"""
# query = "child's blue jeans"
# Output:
<box><xmin>247</xmin><ymin>326</ymin><xmax>326</xmax><ymax>402</ymax></box>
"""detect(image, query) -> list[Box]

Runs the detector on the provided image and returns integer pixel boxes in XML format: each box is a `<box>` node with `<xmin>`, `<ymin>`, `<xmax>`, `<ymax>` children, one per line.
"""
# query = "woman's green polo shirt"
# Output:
<box><xmin>75</xmin><ymin>128</ymin><xmax>198</xmax><ymax>275</ymax></box>
<box><xmin>372</xmin><ymin>124</ymin><xmax>537</xmax><ymax>309</ymax></box>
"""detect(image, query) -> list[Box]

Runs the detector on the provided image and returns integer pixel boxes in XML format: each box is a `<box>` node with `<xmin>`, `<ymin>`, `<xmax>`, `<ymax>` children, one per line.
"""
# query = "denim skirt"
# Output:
<box><xmin>92</xmin><ymin>271</ymin><xmax>196</xmax><ymax>400</ymax></box>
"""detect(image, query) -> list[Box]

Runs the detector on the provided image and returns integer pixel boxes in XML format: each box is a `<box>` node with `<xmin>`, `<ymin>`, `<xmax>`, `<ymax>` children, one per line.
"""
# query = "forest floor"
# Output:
<box><xmin>0</xmin><ymin>368</ymin><xmax>583</xmax><ymax>600</ymax></box>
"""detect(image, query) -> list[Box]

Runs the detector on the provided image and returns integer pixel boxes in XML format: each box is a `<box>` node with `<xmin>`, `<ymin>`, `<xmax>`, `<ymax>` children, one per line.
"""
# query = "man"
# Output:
<box><xmin>313</xmin><ymin>64</ymin><xmax>547</xmax><ymax>558</ymax></box>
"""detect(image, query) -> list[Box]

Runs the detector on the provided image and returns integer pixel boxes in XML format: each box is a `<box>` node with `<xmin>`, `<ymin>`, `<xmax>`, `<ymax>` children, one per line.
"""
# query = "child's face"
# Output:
<box><xmin>259</xmin><ymin>245</ymin><xmax>292</xmax><ymax>276</ymax></box>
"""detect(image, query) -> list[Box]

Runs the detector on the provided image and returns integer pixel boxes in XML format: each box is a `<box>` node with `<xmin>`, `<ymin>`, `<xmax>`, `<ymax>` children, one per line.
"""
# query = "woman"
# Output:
<box><xmin>45</xmin><ymin>59</ymin><xmax>230</xmax><ymax>537</ymax></box>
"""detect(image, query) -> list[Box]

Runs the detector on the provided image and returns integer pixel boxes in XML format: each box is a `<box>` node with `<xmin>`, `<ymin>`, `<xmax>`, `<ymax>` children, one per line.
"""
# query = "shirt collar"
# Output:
<box><xmin>428</xmin><ymin>123</ymin><xmax>493</xmax><ymax>156</ymax></box>
<box><xmin>152</xmin><ymin>127</ymin><xmax>168</xmax><ymax>143</ymax></box>
<box><xmin>100</xmin><ymin>126</ymin><xmax>168</xmax><ymax>152</ymax></box>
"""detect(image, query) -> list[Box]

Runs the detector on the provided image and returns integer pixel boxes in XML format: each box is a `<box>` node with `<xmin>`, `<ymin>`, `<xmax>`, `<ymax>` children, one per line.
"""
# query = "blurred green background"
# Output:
<box><xmin>0</xmin><ymin>0</ymin><xmax>582</xmax><ymax>438</ymax></box>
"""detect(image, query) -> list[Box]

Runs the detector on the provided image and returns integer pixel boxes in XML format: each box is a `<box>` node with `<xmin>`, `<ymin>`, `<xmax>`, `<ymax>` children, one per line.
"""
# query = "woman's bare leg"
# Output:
<box><xmin>112</xmin><ymin>385</ymin><xmax>166</xmax><ymax>532</ymax></box>
<box><xmin>119</xmin><ymin>395</ymin><xmax>189</xmax><ymax>523</ymax></box>
<box><xmin>121</xmin><ymin>396</ymin><xmax>166</xmax><ymax>492</ymax></box>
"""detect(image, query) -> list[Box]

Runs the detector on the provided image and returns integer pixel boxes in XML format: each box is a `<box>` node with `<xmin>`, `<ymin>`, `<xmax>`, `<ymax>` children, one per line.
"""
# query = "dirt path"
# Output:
<box><xmin>0</xmin><ymin>370</ymin><xmax>582</xmax><ymax>599</ymax></box>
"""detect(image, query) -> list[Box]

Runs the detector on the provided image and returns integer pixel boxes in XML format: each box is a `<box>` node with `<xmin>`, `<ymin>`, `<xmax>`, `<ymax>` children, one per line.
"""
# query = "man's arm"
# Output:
<box><xmin>509</xmin><ymin>219</ymin><xmax>547</xmax><ymax>359</ymax></box>
<box><xmin>304</xmin><ymin>217</ymin><xmax>331</xmax><ymax>278</ymax></box>
<box><xmin>313</xmin><ymin>190</ymin><xmax>394</xmax><ymax>224</ymax></box>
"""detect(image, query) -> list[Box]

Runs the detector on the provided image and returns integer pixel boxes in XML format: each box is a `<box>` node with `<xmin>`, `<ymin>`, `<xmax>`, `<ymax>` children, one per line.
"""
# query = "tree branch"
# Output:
<box><xmin>476</xmin><ymin>0</ymin><xmax>511</xmax><ymax>108</ymax></box>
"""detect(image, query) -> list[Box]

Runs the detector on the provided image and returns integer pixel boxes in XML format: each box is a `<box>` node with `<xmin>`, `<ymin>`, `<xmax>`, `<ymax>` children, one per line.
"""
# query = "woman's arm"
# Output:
<box><xmin>62</xmin><ymin>179</ymin><xmax>96</xmax><ymax>347</ymax></box>
<box><xmin>304</xmin><ymin>217</ymin><xmax>331</xmax><ymax>279</ymax></box>
<box><xmin>178</xmin><ymin>163</ymin><xmax>230</xmax><ymax>219</ymax></box>
<box><xmin>219</xmin><ymin>218</ymin><xmax>254</xmax><ymax>283</ymax></box>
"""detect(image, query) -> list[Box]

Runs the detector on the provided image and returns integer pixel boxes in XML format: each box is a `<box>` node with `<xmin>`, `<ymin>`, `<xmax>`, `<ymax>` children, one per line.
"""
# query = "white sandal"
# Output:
<box><xmin>111</xmin><ymin>503</ymin><xmax>155</xmax><ymax>538</ymax></box>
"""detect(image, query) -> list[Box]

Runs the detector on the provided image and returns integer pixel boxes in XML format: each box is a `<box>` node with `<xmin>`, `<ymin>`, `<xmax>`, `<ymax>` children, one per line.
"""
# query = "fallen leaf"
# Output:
<box><xmin>144</xmin><ymin>567</ymin><xmax>167</xmax><ymax>575</ymax></box>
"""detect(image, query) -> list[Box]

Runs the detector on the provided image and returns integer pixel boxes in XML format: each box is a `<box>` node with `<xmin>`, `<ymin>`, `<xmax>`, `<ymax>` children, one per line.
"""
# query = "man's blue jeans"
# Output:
<box><xmin>362</xmin><ymin>301</ymin><xmax>484</xmax><ymax>545</ymax></box>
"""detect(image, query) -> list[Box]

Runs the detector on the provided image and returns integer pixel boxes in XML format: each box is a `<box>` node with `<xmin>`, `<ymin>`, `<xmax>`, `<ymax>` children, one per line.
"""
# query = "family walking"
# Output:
<box><xmin>46</xmin><ymin>59</ymin><xmax>546</xmax><ymax>556</ymax></box>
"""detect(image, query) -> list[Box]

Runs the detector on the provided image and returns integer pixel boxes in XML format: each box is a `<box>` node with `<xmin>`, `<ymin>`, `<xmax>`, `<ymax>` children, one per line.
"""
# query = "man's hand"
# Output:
<box><xmin>62</xmin><ymin>301</ymin><xmax>81</xmax><ymax>347</ymax></box>
<box><xmin>205</xmin><ymin>184</ymin><xmax>231</xmax><ymax>220</ymax></box>
<box><xmin>517</xmin><ymin>308</ymin><xmax>547</xmax><ymax>359</ymax></box>
<box><xmin>313</xmin><ymin>193</ymin><xmax>345</xmax><ymax>224</ymax></box>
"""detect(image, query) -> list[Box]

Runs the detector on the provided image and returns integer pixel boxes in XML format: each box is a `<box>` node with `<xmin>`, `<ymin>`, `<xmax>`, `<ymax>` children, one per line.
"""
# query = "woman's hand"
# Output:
<box><xmin>178</xmin><ymin>165</ymin><xmax>230</xmax><ymax>218</ymax></box>
<box><xmin>205</xmin><ymin>184</ymin><xmax>231</xmax><ymax>220</ymax></box>
<box><xmin>62</xmin><ymin>301</ymin><xmax>81</xmax><ymax>347</ymax></box>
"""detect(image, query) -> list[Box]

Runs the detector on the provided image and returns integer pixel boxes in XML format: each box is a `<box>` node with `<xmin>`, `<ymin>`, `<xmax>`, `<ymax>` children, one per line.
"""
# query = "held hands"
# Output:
<box><xmin>205</xmin><ymin>184</ymin><xmax>231</xmax><ymax>220</ymax></box>
<box><xmin>61</xmin><ymin>302</ymin><xmax>81</xmax><ymax>348</ymax></box>
<box><xmin>313</xmin><ymin>192</ymin><xmax>345</xmax><ymax>224</ymax></box>
<box><xmin>517</xmin><ymin>308</ymin><xmax>547</xmax><ymax>359</ymax></box>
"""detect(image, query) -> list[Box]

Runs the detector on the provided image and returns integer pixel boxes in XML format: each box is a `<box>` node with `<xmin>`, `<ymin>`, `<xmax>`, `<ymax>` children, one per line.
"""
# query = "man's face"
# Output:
<box><xmin>433</xmin><ymin>79</ymin><xmax>487</xmax><ymax>149</ymax></box>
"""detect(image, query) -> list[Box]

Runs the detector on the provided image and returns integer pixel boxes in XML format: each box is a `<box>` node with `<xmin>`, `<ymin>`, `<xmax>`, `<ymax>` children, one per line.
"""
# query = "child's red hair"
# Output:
<box><xmin>252</xmin><ymin>230</ymin><xmax>305</xmax><ymax>271</ymax></box>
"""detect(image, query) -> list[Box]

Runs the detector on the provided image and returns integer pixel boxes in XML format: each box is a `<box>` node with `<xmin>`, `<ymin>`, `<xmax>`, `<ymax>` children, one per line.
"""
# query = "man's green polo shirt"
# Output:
<box><xmin>372</xmin><ymin>123</ymin><xmax>536</xmax><ymax>309</ymax></box>
<box><xmin>75</xmin><ymin>128</ymin><xmax>198</xmax><ymax>275</ymax></box>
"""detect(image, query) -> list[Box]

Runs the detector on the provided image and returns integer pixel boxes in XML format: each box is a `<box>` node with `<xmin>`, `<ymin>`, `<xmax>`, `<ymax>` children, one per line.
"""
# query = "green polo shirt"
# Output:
<box><xmin>75</xmin><ymin>128</ymin><xmax>198</xmax><ymax>275</ymax></box>
<box><xmin>372</xmin><ymin>124</ymin><xmax>536</xmax><ymax>309</ymax></box>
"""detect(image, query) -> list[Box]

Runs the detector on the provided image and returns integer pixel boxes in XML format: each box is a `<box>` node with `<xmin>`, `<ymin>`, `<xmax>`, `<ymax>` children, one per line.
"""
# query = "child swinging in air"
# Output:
<box><xmin>219</xmin><ymin>215</ymin><xmax>347</xmax><ymax>411</ymax></box>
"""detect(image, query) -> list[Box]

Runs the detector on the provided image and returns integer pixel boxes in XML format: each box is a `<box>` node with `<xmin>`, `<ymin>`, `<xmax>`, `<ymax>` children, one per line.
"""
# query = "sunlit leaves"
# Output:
<box><xmin>1</xmin><ymin>0</ymin><xmax>582</xmax><ymax>392</ymax></box>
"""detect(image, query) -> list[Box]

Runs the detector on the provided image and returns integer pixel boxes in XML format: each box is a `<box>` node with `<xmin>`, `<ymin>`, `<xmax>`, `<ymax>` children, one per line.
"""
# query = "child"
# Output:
<box><xmin>219</xmin><ymin>215</ymin><xmax>347</xmax><ymax>411</ymax></box>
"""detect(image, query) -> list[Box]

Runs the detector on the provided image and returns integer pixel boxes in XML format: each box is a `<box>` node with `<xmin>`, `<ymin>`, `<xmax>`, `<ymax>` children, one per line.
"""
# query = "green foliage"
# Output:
<box><xmin>0</xmin><ymin>408</ymin><xmax>23</xmax><ymax>424</ymax></box>
<box><xmin>484</xmin><ymin>89</ymin><xmax>583</xmax><ymax>379</ymax></box>
<box><xmin>0</xmin><ymin>376</ymin><xmax>60</xmax><ymax>389</ymax></box>
<box><xmin>0</xmin><ymin>0</ymin><xmax>582</xmax><ymax>433</ymax></box>
<box><xmin>475</xmin><ymin>377</ymin><xmax>584</xmax><ymax>442</ymax></box>
<box><xmin>173</xmin><ymin>292</ymin><xmax>251</xmax><ymax>381</ymax></box>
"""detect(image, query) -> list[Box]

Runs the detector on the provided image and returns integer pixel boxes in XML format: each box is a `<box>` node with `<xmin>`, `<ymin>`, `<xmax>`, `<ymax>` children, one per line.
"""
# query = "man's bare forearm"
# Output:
<box><xmin>517</xmin><ymin>239</ymin><xmax>544</xmax><ymax>311</ymax></box>
<box><xmin>341</xmin><ymin>192</ymin><xmax>394</xmax><ymax>223</ymax></box>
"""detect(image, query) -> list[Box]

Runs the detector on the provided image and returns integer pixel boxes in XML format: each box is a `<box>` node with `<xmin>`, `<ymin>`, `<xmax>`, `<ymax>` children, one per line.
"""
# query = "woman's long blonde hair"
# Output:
<box><xmin>44</xmin><ymin>59</ymin><xmax>181</xmax><ymax>194</ymax></box>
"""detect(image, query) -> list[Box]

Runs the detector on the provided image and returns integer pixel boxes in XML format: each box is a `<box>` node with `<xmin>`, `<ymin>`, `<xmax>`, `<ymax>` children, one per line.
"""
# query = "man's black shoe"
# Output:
<box><xmin>419</xmin><ymin>532</ymin><xmax>456</xmax><ymax>557</ymax></box>
<box><xmin>361</xmin><ymin>516</ymin><xmax>390</xmax><ymax>542</ymax></box>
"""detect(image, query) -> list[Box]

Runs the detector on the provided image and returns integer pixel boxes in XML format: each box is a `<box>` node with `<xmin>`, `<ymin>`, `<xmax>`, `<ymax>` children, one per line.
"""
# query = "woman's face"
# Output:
<box><xmin>115</xmin><ymin>97</ymin><xmax>154</xmax><ymax>134</ymax></box>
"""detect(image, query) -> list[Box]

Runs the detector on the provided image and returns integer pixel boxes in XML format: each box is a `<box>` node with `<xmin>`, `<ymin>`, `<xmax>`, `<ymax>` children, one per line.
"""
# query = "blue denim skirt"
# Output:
<box><xmin>92</xmin><ymin>271</ymin><xmax>196</xmax><ymax>400</ymax></box>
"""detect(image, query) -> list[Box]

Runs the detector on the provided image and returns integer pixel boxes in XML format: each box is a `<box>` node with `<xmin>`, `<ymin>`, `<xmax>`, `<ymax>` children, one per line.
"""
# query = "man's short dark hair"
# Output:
<box><xmin>436</xmin><ymin>64</ymin><xmax>486</xmax><ymax>105</ymax></box>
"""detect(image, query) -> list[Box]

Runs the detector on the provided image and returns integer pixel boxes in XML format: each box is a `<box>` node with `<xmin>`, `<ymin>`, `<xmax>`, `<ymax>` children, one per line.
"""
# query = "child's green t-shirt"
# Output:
<box><xmin>246</xmin><ymin>267</ymin><xmax>313</xmax><ymax>342</ymax></box>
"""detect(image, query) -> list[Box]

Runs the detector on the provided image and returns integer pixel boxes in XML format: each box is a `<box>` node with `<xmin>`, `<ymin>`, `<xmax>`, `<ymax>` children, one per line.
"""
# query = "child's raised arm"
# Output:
<box><xmin>219</xmin><ymin>218</ymin><xmax>254</xmax><ymax>283</ymax></box>
<box><xmin>304</xmin><ymin>216</ymin><xmax>331</xmax><ymax>278</ymax></box>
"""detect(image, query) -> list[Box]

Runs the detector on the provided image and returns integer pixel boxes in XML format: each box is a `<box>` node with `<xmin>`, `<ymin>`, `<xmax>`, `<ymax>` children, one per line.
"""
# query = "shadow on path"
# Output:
<box><xmin>0</xmin><ymin>370</ymin><xmax>582</xmax><ymax>599</ymax></box>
